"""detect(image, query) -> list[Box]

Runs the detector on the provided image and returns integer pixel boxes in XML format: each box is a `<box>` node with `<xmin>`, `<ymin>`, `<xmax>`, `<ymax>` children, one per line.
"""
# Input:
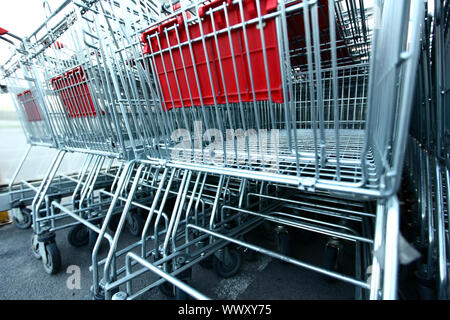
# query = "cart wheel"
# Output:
<box><xmin>322</xmin><ymin>246</ymin><xmax>339</xmax><ymax>281</ymax></box>
<box><xmin>13</xmin><ymin>207</ymin><xmax>32</xmax><ymax>229</ymax></box>
<box><xmin>127</xmin><ymin>211</ymin><xmax>144</xmax><ymax>237</ymax></box>
<box><xmin>213</xmin><ymin>247</ymin><xmax>242</xmax><ymax>278</ymax></box>
<box><xmin>199</xmin><ymin>255</ymin><xmax>214</xmax><ymax>269</ymax></box>
<box><xmin>68</xmin><ymin>224</ymin><xmax>89</xmax><ymax>247</ymax></box>
<box><xmin>31</xmin><ymin>234</ymin><xmax>41</xmax><ymax>260</ymax></box>
<box><xmin>159</xmin><ymin>281</ymin><xmax>175</xmax><ymax>298</ymax></box>
<box><xmin>42</xmin><ymin>242</ymin><xmax>61</xmax><ymax>275</ymax></box>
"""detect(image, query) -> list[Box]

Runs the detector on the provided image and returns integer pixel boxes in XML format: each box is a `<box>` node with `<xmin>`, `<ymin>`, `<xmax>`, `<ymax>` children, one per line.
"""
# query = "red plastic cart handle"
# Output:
<box><xmin>0</xmin><ymin>27</ymin><xmax>22</xmax><ymax>42</ymax></box>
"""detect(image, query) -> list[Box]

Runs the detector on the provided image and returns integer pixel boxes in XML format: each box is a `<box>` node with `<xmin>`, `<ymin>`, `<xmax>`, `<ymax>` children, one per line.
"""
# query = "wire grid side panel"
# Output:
<box><xmin>32</xmin><ymin>11</ymin><xmax>136</xmax><ymax>157</ymax></box>
<box><xmin>367</xmin><ymin>0</ymin><xmax>423</xmax><ymax>187</ymax></box>
<box><xmin>6</xmin><ymin>84</ymin><xmax>54</xmax><ymax>146</ymax></box>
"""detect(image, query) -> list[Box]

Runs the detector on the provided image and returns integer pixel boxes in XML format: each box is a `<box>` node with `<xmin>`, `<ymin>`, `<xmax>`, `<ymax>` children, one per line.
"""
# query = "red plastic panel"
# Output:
<box><xmin>17</xmin><ymin>90</ymin><xmax>42</xmax><ymax>122</ymax></box>
<box><xmin>141</xmin><ymin>0</ymin><xmax>282</xmax><ymax>111</ymax></box>
<box><xmin>50</xmin><ymin>66</ymin><xmax>97</xmax><ymax>118</ymax></box>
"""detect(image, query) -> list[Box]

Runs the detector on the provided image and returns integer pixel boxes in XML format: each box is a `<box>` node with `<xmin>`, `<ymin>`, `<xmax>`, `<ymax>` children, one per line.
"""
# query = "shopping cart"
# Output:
<box><xmin>2</xmin><ymin>0</ymin><xmax>425</xmax><ymax>299</ymax></box>
<box><xmin>0</xmin><ymin>36</ymin><xmax>123</xmax><ymax>274</ymax></box>
<box><xmin>126</xmin><ymin>0</ymin><xmax>419</xmax><ymax>199</ymax></box>
<box><xmin>68</xmin><ymin>0</ymin><xmax>425</xmax><ymax>300</ymax></box>
<box><xmin>401</xmin><ymin>0</ymin><xmax>449</xmax><ymax>300</ymax></box>
<box><xmin>0</xmin><ymin>28</ymin><xmax>66</xmax><ymax>230</ymax></box>
<box><xmin>0</xmin><ymin>0</ymin><xmax>161</xmax><ymax>274</ymax></box>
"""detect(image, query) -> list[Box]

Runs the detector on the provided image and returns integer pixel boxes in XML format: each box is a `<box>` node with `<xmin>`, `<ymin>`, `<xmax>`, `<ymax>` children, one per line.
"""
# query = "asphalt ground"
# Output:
<box><xmin>0</xmin><ymin>213</ymin><xmax>356</xmax><ymax>300</ymax></box>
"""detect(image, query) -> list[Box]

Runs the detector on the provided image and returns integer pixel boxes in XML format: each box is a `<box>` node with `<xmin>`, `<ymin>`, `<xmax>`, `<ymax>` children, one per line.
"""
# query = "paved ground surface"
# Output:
<box><xmin>0</xmin><ymin>214</ymin><xmax>356</xmax><ymax>300</ymax></box>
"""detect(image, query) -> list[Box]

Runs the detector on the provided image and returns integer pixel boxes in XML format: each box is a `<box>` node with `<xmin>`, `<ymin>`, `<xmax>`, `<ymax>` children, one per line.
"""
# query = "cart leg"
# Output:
<box><xmin>382</xmin><ymin>195</ymin><xmax>400</xmax><ymax>300</ymax></box>
<box><xmin>8</xmin><ymin>144</ymin><xmax>32</xmax><ymax>196</ymax></box>
<box><xmin>435</xmin><ymin>161</ymin><xmax>448</xmax><ymax>299</ymax></box>
<box><xmin>91</xmin><ymin>161</ymin><xmax>136</xmax><ymax>298</ymax></box>
<box><xmin>9</xmin><ymin>145</ymin><xmax>33</xmax><ymax>228</ymax></box>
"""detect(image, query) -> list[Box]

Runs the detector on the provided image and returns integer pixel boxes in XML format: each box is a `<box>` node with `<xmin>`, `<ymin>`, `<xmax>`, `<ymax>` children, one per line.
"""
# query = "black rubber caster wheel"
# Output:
<box><xmin>127</xmin><ymin>211</ymin><xmax>144</xmax><ymax>237</ymax></box>
<box><xmin>42</xmin><ymin>242</ymin><xmax>61</xmax><ymax>275</ymax></box>
<box><xmin>93</xmin><ymin>293</ymin><xmax>105</xmax><ymax>300</ymax></box>
<box><xmin>68</xmin><ymin>224</ymin><xmax>89</xmax><ymax>247</ymax></box>
<box><xmin>159</xmin><ymin>281</ymin><xmax>175</xmax><ymax>298</ymax></box>
<box><xmin>13</xmin><ymin>207</ymin><xmax>32</xmax><ymax>229</ymax></box>
<box><xmin>213</xmin><ymin>247</ymin><xmax>242</xmax><ymax>278</ymax></box>
<box><xmin>31</xmin><ymin>234</ymin><xmax>41</xmax><ymax>259</ymax></box>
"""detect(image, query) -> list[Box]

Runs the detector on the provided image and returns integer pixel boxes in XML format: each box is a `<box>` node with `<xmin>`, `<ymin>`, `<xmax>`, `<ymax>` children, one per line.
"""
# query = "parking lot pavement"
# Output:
<box><xmin>0</xmin><ymin>216</ymin><xmax>355</xmax><ymax>300</ymax></box>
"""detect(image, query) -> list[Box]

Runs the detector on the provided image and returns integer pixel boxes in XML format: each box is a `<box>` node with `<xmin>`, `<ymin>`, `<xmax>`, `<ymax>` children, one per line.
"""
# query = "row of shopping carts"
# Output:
<box><xmin>400</xmin><ymin>0</ymin><xmax>449</xmax><ymax>299</ymax></box>
<box><xmin>0</xmin><ymin>0</ymin><xmax>447</xmax><ymax>299</ymax></box>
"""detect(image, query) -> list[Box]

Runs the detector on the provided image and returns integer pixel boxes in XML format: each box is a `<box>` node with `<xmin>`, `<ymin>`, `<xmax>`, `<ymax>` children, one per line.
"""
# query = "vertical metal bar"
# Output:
<box><xmin>382</xmin><ymin>196</ymin><xmax>399</xmax><ymax>300</ymax></box>
<box><xmin>369</xmin><ymin>200</ymin><xmax>385</xmax><ymax>300</ymax></box>
<box><xmin>328</xmin><ymin>0</ymin><xmax>341</xmax><ymax>180</ymax></box>
<box><xmin>92</xmin><ymin>161</ymin><xmax>135</xmax><ymax>296</ymax></box>
<box><xmin>435</xmin><ymin>160</ymin><xmax>448</xmax><ymax>299</ymax></box>
<box><xmin>311</xmin><ymin>1</ymin><xmax>327</xmax><ymax>168</ymax></box>
<box><xmin>8</xmin><ymin>144</ymin><xmax>32</xmax><ymax>195</ymax></box>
